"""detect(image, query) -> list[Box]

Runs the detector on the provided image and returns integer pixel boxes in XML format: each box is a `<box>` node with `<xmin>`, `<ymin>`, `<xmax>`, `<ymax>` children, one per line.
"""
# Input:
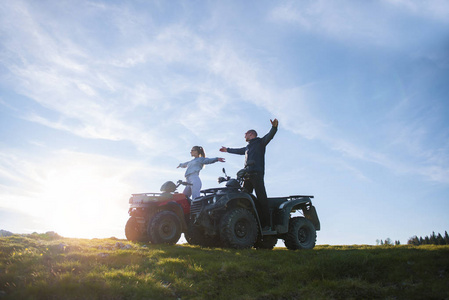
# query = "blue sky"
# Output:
<box><xmin>1</xmin><ymin>0</ymin><xmax>448</xmax><ymax>245</ymax></box>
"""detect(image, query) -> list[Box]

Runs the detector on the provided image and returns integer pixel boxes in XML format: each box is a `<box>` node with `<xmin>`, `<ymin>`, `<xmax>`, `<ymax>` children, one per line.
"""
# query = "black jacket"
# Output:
<box><xmin>227</xmin><ymin>126</ymin><xmax>277</xmax><ymax>175</ymax></box>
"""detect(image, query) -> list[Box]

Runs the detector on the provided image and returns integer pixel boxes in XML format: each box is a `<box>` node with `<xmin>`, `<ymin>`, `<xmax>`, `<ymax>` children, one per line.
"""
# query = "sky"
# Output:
<box><xmin>1</xmin><ymin>0</ymin><xmax>448</xmax><ymax>246</ymax></box>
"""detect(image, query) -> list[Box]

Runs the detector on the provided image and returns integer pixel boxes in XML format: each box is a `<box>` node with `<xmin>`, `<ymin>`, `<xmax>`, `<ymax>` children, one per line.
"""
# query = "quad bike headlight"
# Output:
<box><xmin>208</xmin><ymin>196</ymin><xmax>216</xmax><ymax>204</ymax></box>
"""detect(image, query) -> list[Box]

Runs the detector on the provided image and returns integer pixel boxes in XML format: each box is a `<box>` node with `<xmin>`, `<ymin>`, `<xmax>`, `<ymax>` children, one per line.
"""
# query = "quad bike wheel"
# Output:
<box><xmin>254</xmin><ymin>235</ymin><xmax>278</xmax><ymax>250</ymax></box>
<box><xmin>148</xmin><ymin>211</ymin><xmax>182</xmax><ymax>245</ymax></box>
<box><xmin>220</xmin><ymin>207</ymin><xmax>258</xmax><ymax>249</ymax></box>
<box><xmin>283</xmin><ymin>217</ymin><xmax>316</xmax><ymax>250</ymax></box>
<box><xmin>185</xmin><ymin>223</ymin><xmax>221</xmax><ymax>248</ymax></box>
<box><xmin>125</xmin><ymin>217</ymin><xmax>150</xmax><ymax>242</ymax></box>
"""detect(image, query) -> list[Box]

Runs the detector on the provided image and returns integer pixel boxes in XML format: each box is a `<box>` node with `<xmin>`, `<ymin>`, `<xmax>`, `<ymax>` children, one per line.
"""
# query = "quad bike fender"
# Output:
<box><xmin>220</xmin><ymin>192</ymin><xmax>264</xmax><ymax>233</ymax></box>
<box><xmin>214</xmin><ymin>192</ymin><xmax>258</xmax><ymax>214</ymax></box>
<box><xmin>275</xmin><ymin>197</ymin><xmax>320</xmax><ymax>233</ymax></box>
<box><xmin>157</xmin><ymin>201</ymin><xmax>189</xmax><ymax>232</ymax></box>
<box><xmin>208</xmin><ymin>191</ymin><xmax>261</xmax><ymax>223</ymax></box>
<box><xmin>303</xmin><ymin>204</ymin><xmax>320</xmax><ymax>231</ymax></box>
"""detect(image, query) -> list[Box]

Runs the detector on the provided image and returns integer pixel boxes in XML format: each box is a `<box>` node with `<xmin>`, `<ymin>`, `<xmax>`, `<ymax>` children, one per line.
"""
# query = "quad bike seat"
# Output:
<box><xmin>267</xmin><ymin>197</ymin><xmax>288</xmax><ymax>209</ymax></box>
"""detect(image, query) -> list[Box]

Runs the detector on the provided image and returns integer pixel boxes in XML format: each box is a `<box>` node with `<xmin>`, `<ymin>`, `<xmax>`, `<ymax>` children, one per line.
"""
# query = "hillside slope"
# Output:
<box><xmin>1</xmin><ymin>234</ymin><xmax>448</xmax><ymax>299</ymax></box>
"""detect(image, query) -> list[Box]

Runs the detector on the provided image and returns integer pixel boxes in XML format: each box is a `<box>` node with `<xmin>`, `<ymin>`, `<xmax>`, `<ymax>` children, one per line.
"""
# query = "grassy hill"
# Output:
<box><xmin>1</xmin><ymin>233</ymin><xmax>448</xmax><ymax>299</ymax></box>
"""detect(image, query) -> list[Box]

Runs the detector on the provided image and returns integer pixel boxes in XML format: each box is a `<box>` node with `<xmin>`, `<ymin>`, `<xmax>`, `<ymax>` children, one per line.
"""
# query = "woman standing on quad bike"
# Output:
<box><xmin>177</xmin><ymin>146</ymin><xmax>225</xmax><ymax>199</ymax></box>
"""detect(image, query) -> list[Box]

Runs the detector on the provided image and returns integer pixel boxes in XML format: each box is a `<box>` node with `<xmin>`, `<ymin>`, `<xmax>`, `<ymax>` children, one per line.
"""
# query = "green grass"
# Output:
<box><xmin>1</xmin><ymin>233</ymin><xmax>448</xmax><ymax>299</ymax></box>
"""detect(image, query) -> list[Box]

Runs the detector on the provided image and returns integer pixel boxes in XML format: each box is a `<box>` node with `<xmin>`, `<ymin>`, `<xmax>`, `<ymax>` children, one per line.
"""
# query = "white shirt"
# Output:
<box><xmin>178</xmin><ymin>157</ymin><xmax>220</xmax><ymax>177</ymax></box>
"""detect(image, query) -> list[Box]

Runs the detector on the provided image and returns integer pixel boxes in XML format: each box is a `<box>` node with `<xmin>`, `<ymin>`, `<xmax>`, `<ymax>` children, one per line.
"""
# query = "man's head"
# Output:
<box><xmin>245</xmin><ymin>129</ymin><xmax>257</xmax><ymax>142</ymax></box>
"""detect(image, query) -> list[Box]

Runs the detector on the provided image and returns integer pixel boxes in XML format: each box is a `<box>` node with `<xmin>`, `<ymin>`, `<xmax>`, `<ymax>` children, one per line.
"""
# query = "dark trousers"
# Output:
<box><xmin>243</xmin><ymin>173</ymin><xmax>270</xmax><ymax>227</ymax></box>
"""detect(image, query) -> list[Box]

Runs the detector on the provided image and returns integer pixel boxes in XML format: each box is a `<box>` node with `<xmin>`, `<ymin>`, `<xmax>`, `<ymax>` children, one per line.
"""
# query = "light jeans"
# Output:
<box><xmin>183</xmin><ymin>173</ymin><xmax>202</xmax><ymax>199</ymax></box>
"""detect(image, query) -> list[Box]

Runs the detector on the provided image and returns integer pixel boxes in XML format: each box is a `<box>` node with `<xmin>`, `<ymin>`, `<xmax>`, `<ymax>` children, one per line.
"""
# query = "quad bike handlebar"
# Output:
<box><xmin>218</xmin><ymin>168</ymin><xmax>248</xmax><ymax>185</ymax></box>
<box><xmin>176</xmin><ymin>180</ymin><xmax>192</xmax><ymax>187</ymax></box>
<box><xmin>161</xmin><ymin>180</ymin><xmax>192</xmax><ymax>193</ymax></box>
<box><xmin>217</xmin><ymin>168</ymin><xmax>231</xmax><ymax>183</ymax></box>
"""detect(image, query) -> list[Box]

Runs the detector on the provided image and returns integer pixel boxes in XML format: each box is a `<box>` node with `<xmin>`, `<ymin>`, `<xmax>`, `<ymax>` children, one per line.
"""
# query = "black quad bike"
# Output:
<box><xmin>125</xmin><ymin>180</ymin><xmax>191</xmax><ymax>244</ymax></box>
<box><xmin>187</xmin><ymin>169</ymin><xmax>320</xmax><ymax>250</ymax></box>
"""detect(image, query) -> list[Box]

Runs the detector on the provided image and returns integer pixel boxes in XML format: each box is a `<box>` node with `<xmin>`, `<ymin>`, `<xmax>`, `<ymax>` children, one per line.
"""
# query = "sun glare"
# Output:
<box><xmin>34</xmin><ymin>158</ymin><xmax>131</xmax><ymax>239</ymax></box>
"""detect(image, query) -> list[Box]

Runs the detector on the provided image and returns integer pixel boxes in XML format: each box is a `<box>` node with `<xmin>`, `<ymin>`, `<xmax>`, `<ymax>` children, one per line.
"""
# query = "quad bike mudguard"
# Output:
<box><xmin>269</xmin><ymin>195</ymin><xmax>320</xmax><ymax>234</ymax></box>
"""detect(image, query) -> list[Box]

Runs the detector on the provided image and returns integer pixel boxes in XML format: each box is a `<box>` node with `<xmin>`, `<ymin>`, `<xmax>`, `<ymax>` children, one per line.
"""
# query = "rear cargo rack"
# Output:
<box><xmin>132</xmin><ymin>192</ymin><xmax>161</xmax><ymax>197</ymax></box>
<box><xmin>289</xmin><ymin>195</ymin><xmax>314</xmax><ymax>198</ymax></box>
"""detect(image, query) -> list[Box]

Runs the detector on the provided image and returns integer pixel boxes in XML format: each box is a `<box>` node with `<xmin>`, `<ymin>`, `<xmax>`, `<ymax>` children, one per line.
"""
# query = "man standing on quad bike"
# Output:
<box><xmin>220</xmin><ymin>118</ymin><xmax>278</xmax><ymax>231</ymax></box>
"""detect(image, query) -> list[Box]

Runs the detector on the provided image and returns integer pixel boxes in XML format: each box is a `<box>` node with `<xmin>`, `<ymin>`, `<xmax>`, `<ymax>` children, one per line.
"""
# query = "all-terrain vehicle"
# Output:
<box><xmin>125</xmin><ymin>180</ymin><xmax>191</xmax><ymax>244</ymax></box>
<box><xmin>187</xmin><ymin>169</ymin><xmax>320</xmax><ymax>250</ymax></box>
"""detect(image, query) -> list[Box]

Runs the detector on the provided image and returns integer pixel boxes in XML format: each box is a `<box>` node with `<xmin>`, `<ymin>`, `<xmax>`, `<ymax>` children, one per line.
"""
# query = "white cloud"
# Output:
<box><xmin>269</xmin><ymin>0</ymin><xmax>449</xmax><ymax>48</ymax></box>
<box><xmin>0</xmin><ymin>2</ymin><xmax>279</xmax><ymax>153</ymax></box>
<box><xmin>383</xmin><ymin>0</ymin><xmax>449</xmax><ymax>23</ymax></box>
<box><xmin>1</xmin><ymin>0</ymin><xmax>448</xmax><ymax>189</ymax></box>
<box><xmin>269</xmin><ymin>1</ymin><xmax>387</xmax><ymax>44</ymax></box>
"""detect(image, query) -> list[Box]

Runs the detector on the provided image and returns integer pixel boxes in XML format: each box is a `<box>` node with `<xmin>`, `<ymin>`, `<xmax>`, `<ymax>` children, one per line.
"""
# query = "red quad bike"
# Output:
<box><xmin>125</xmin><ymin>180</ymin><xmax>191</xmax><ymax>244</ymax></box>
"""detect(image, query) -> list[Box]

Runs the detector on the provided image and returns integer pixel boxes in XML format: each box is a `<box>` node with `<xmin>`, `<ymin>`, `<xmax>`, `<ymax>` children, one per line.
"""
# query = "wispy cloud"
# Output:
<box><xmin>1</xmin><ymin>0</ymin><xmax>448</xmax><ymax>189</ymax></box>
<box><xmin>0</xmin><ymin>3</ymin><xmax>190</xmax><ymax>152</ymax></box>
<box><xmin>268</xmin><ymin>0</ymin><xmax>449</xmax><ymax>49</ymax></box>
<box><xmin>269</xmin><ymin>1</ymin><xmax>390</xmax><ymax>45</ymax></box>
<box><xmin>383</xmin><ymin>0</ymin><xmax>449</xmax><ymax>23</ymax></box>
